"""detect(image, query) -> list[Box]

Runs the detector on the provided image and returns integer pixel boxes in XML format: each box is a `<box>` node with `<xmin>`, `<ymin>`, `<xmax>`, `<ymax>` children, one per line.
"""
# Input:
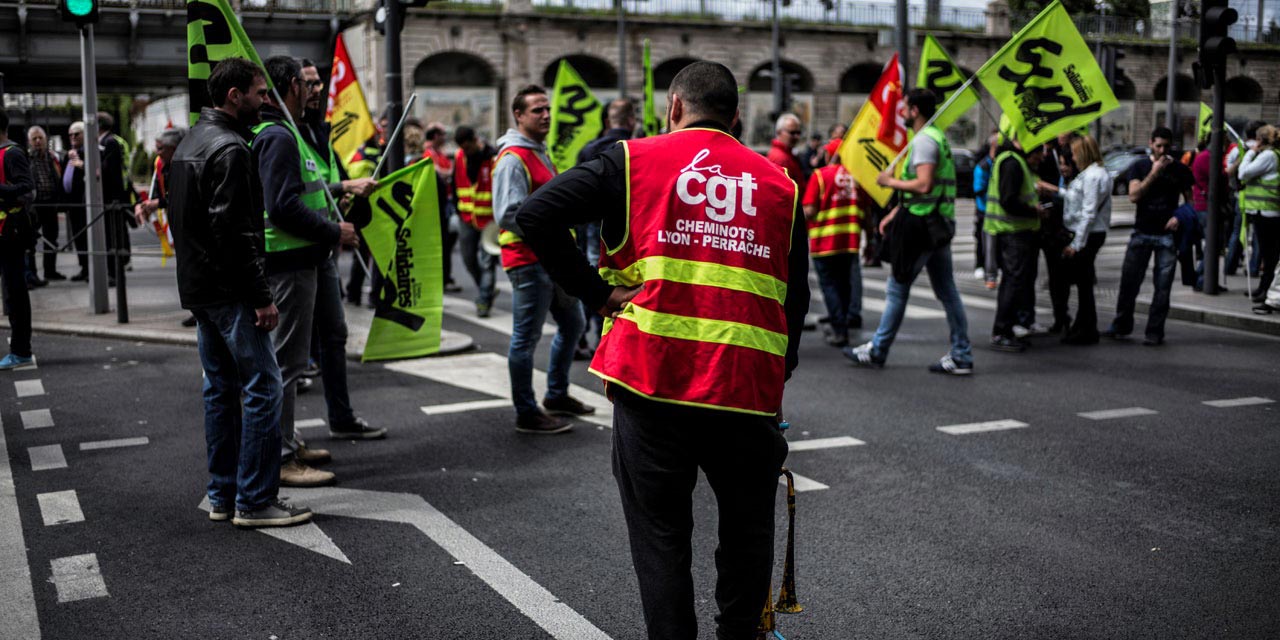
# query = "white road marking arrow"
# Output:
<box><xmin>198</xmin><ymin>486</ymin><xmax>612</xmax><ymax>640</ymax></box>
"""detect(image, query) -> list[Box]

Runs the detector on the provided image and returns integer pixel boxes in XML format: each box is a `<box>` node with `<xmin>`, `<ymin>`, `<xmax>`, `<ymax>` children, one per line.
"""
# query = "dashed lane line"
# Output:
<box><xmin>421</xmin><ymin>399</ymin><xmax>513</xmax><ymax>416</ymax></box>
<box><xmin>442</xmin><ymin>295</ymin><xmax>555</xmax><ymax>338</ymax></box>
<box><xmin>37</xmin><ymin>490</ymin><xmax>84</xmax><ymax>527</ymax></box>
<box><xmin>1078</xmin><ymin>407</ymin><xmax>1158</xmax><ymax>420</ymax></box>
<box><xmin>786</xmin><ymin>473</ymin><xmax>830</xmax><ymax>492</ymax></box>
<box><xmin>937</xmin><ymin>419</ymin><xmax>1029</xmax><ymax>435</ymax></box>
<box><xmin>788</xmin><ymin>436</ymin><xmax>866</xmax><ymax>452</ymax></box>
<box><xmin>79</xmin><ymin>437</ymin><xmax>150</xmax><ymax>451</ymax></box>
<box><xmin>1202</xmin><ymin>397</ymin><xmax>1275</xmax><ymax>408</ymax></box>
<box><xmin>49</xmin><ymin>554</ymin><xmax>108</xmax><ymax>603</ymax></box>
<box><xmin>19</xmin><ymin>409</ymin><xmax>53</xmax><ymax>430</ymax></box>
<box><xmin>386</xmin><ymin>352</ymin><xmax>613</xmax><ymax>428</ymax></box>
<box><xmin>28</xmin><ymin>445</ymin><xmax>67</xmax><ymax>472</ymax></box>
<box><xmin>0</xmin><ymin>414</ymin><xmax>40</xmax><ymax>637</ymax></box>
<box><xmin>14</xmin><ymin>379</ymin><xmax>44</xmax><ymax>398</ymax></box>
<box><xmin>295</xmin><ymin>418</ymin><xmax>327</xmax><ymax>430</ymax></box>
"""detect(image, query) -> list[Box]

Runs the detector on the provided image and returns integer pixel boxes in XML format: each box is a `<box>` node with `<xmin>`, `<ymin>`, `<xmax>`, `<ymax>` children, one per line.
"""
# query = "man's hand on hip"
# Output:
<box><xmin>255</xmin><ymin>304</ymin><xmax>279</xmax><ymax>331</ymax></box>
<box><xmin>598</xmin><ymin>285</ymin><xmax>643</xmax><ymax>319</ymax></box>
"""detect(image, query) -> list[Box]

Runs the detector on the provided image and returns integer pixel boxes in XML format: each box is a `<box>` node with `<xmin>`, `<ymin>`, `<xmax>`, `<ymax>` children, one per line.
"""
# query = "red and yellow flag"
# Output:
<box><xmin>838</xmin><ymin>54</ymin><xmax>908</xmax><ymax>207</ymax></box>
<box><xmin>326</xmin><ymin>33</ymin><xmax>376</xmax><ymax>171</ymax></box>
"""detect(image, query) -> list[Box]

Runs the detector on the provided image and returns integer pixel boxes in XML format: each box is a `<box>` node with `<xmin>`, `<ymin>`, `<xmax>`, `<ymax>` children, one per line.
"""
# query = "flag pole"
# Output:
<box><xmin>371</xmin><ymin>93</ymin><xmax>419</xmax><ymax>180</ymax></box>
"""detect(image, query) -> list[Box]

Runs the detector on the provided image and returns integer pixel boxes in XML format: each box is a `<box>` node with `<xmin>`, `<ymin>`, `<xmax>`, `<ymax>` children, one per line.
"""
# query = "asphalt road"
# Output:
<box><xmin>3</xmin><ymin>259</ymin><xmax>1278</xmax><ymax>640</ymax></box>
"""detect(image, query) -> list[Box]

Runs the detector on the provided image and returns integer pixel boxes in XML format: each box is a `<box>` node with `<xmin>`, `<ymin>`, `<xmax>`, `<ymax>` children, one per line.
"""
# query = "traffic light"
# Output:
<box><xmin>59</xmin><ymin>0</ymin><xmax>98</xmax><ymax>26</ymax></box>
<box><xmin>1199</xmin><ymin>0</ymin><xmax>1237</xmax><ymax>84</ymax></box>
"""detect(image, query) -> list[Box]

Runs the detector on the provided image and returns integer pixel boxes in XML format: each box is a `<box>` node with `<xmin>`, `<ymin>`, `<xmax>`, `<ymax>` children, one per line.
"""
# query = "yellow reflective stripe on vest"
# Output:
<box><xmin>616</xmin><ymin>303</ymin><xmax>788</xmax><ymax>357</ymax></box>
<box><xmin>499</xmin><ymin>230</ymin><xmax>522</xmax><ymax>246</ymax></box>
<box><xmin>814</xmin><ymin>204</ymin><xmax>858</xmax><ymax>223</ymax></box>
<box><xmin>598</xmin><ymin>255</ymin><xmax>788</xmax><ymax>304</ymax></box>
<box><xmin>810</xmin><ymin>222</ymin><xmax>862</xmax><ymax>240</ymax></box>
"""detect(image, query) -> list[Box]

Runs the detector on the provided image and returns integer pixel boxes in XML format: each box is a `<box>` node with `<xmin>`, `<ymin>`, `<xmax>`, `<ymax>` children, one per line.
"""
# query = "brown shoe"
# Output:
<box><xmin>296</xmin><ymin>445</ymin><xmax>331</xmax><ymax>465</ymax></box>
<box><xmin>515</xmin><ymin>411</ymin><xmax>573</xmax><ymax>435</ymax></box>
<box><xmin>280</xmin><ymin>458</ymin><xmax>335</xmax><ymax>487</ymax></box>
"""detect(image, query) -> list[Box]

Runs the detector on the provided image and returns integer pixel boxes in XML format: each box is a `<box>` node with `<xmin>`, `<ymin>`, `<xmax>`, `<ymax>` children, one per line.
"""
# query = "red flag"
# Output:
<box><xmin>870</xmin><ymin>54</ymin><xmax>908</xmax><ymax>150</ymax></box>
<box><xmin>326</xmin><ymin>33</ymin><xmax>376</xmax><ymax>168</ymax></box>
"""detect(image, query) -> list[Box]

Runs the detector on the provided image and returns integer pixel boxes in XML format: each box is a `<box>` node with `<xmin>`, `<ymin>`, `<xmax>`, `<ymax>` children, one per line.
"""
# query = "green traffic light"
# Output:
<box><xmin>66</xmin><ymin>0</ymin><xmax>93</xmax><ymax>16</ymax></box>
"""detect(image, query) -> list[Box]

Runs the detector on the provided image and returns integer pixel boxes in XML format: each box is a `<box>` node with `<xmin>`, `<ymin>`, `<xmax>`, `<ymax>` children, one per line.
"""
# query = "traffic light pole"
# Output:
<box><xmin>383</xmin><ymin>0</ymin><xmax>405</xmax><ymax>175</ymax></box>
<box><xmin>771</xmin><ymin>0</ymin><xmax>782</xmax><ymax>118</ymax></box>
<box><xmin>1204</xmin><ymin>61</ymin><xmax>1226</xmax><ymax>295</ymax></box>
<box><xmin>80</xmin><ymin>24</ymin><xmax>109</xmax><ymax>314</ymax></box>
<box><xmin>1165</xmin><ymin>0</ymin><xmax>1177</xmax><ymax>134</ymax></box>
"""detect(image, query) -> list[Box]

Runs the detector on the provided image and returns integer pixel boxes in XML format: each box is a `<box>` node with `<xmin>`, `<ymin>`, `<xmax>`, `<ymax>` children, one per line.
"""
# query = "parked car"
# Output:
<box><xmin>1104</xmin><ymin>147</ymin><xmax>1147</xmax><ymax>195</ymax></box>
<box><xmin>953</xmin><ymin>148</ymin><xmax>976</xmax><ymax>198</ymax></box>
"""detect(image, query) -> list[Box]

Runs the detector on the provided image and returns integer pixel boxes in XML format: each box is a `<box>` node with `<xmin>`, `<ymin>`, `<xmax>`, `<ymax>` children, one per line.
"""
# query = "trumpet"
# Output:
<box><xmin>480</xmin><ymin>222</ymin><xmax>503</xmax><ymax>256</ymax></box>
<box><xmin>757</xmin><ymin>467</ymin><xmax>802</xmax><ymax>640</ymax></box>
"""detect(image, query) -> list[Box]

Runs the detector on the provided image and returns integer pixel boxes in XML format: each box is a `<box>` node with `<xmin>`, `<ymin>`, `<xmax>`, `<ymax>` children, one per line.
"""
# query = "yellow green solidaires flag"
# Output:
<box><xmin>974</xmin><ymin>0</ymin><xmax>1118</xmax><ymax>150</ymax></box>
<box><xmin>643</xmin><ymin>40</ymin><xmax>661</xmax><ymax>138</ymax></box>
<box><xmin>917</xmin><ymin>34</ymin><xmax>979</xmax><ymax>131</ymax></box>
<box><xmin>548</xmin><ymin>60</ymin><xmax>604</xmax><ymax>173</ymax></box>
<box><xmin>1199</xmin><ymin>102</ymin><xmax>1214</xmax><ymax>143</ymax></box>
<box><xmin>186</xmin><ymin>0</ymin><xmax>266</xmax><ymax>125</ymax></box>
<box><xmin>362</xmin><ymin>160</ymin><xmax>444</xmax><ymax>361</ymax></box>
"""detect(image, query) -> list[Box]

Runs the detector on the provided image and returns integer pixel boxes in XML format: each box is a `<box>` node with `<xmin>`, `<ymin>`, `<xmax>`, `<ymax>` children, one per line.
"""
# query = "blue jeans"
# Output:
<box><xmin>315</xmin><ymin>257</ymin><xmax>355</xmax><ymax>426</ymax></box>
<box><xmin>507</xmin><ymin>264</ymin><xmax>586</xmax><ymax>417</ymax></box>
<box><xmin>870</xmin><ymin>243</ymin><xmax>972</xmax><ymax>365</ymax></box>
<box><xmin>193</xmin><ymin>302</ymin><xmax>283</xmax><ymax>512</ymax></box>
<box><xmin>812</xmin><ymin>252</ymin><xmax>863</xmax><ymax>333</ymax></box>
<box><xmin>1109</xmin><ymin>232</ymin><xmax>1177</xmax><ymax>340</ymax></box>
<box><xmin>457</xmin><ymin>223</ymin><xmax>497</xmax><ymax>307</ymax></box>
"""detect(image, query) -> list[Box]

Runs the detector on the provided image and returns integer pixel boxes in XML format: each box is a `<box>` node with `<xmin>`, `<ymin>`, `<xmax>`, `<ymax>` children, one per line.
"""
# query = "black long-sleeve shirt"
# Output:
<box><xmin>997</xmin><ymin>147</ymin><xmax>1041</xmax><ymax>220</ymax></box>
<box><xmin>515</xmin><ymin>122</ymin><xmax>810</xmax><ymax>380</ymax></box>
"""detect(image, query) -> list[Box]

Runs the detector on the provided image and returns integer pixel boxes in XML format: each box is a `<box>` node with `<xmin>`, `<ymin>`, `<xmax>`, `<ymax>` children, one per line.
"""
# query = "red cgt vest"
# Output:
<box><xmin>495</xmin><ymin>145</ymin><xmax>555</xmax><ymax>270</ymax></box>
<box><xmin>807</xmin><ymin>163</ymin><xmax>861</xmax><ymax>258</ymax></box>
<box><xmin>455</xmin><ymin>148</ymin><xmax>494</xmax><ymax>229</ymax></box>
<box><xmin>590</xmin><ymin>128</ymin><xmax>798</xmax><ymax>416</ymax></box>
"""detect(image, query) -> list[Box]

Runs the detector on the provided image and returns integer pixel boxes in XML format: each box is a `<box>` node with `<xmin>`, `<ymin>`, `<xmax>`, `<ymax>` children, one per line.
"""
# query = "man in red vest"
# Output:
<box><xmin>803</xmin><ymin>138</ymin><xmax>864</xmax><ymax>346</ymax></box>
<box><xmin>453</xmin><ymin>125</ymin><xmax>498</xmax><ymax>317</ymax></box>
<box><xmin>493</xmin><ymin>85</ymin><xmax>594</xmax><ymax>434</ymax></box>
<box><xmin>516</xmin><ymin>61</ymin><xmax>809</xmax><ymax>640</ymax></box>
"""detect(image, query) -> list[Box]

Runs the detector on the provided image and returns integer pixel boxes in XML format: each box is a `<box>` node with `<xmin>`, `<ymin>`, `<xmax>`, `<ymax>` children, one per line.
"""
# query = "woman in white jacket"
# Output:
<box><xmin>1237</xmin><ymin>125</ymin><xmax>1280</xmax><ymax>302</ymax></box>
<box><xmin>1059</xmin><ymin>135</ymin><xmax>1112</xmax><ymax>344</ymax></box>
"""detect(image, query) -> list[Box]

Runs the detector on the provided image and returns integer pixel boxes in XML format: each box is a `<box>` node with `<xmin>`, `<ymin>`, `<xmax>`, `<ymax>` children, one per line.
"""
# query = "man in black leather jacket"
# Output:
<box><xmin>168</xmin><ymin>57</ymin><xmax>311</xmax><ymax>528</ymax></box>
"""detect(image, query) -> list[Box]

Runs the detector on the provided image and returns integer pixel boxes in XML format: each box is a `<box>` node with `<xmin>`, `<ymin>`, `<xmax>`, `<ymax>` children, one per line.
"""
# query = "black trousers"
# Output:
<box><xmin>0</xmin><ymin>234</ymin><xmax>33</xmax><ymax>356</ymax></box>
<box><xmin>1040</xmin><ymin>238</ymin><xmax>1072</xmax><ymax>326</ymax></box>
<box><xmin>37</xmin><ymin>204</ymin><xmax>61</xmax><ymax>275</ymax></box>
<box><xmin>1065</xmin><ymin>232</ymin><xmax>1106</xmax><ymax>338</ymax></box>
<box><xmin>1254</xmin><ymin>215</ymin><xmax>1280</xmax><ymax>297</ymax></box>
<box><xmin>611</xmin><ymin>388</ymin><xmax>788</xmax><ymax>640</ymax></box>
<box><xmin>993</xmin><ymin>231</ymin><xmax>1037</xmax><ymax>338</ymax></box>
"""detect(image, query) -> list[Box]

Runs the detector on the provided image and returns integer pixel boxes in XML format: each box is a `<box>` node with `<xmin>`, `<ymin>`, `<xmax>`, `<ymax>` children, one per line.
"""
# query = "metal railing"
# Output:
<box><xmin>1016</xmin><ymin>11</ymin><xmax>1280</xmax><ymax>45</ymax></box>
<box><xmin>13</xmin><ymin>0</ymin><xmax>365</xmax><ymax>14</ymax></box>
<box><xmin>531</xmin><ymin>0</ymin><xmax>987</xmax><ymax>29</ymax></box>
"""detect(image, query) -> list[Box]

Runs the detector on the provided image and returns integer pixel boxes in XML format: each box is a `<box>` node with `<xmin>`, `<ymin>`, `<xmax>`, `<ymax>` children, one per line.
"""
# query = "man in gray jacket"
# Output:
<box><xmin>493</xmin><ymin>85</ymin><xmax>593</xmax><ymax>434</ymax></box>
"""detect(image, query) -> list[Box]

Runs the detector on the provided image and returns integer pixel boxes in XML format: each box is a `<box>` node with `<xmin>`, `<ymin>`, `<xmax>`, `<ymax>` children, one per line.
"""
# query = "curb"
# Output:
<box><xmin>1140</xmin><ymin>300</ymin><xmax>1280</xmax><ymax>337</ymax></box>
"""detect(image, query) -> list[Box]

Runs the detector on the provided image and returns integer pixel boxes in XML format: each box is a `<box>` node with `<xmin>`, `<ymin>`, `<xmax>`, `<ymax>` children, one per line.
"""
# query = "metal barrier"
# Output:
<box><xmin>26</xmin><ymin>202</ymin><xmax>136</xmax><ymax>323</ymax></box>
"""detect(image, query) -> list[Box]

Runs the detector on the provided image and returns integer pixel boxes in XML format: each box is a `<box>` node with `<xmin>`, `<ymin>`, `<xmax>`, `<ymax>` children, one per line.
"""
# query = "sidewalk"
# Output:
<box><xmin>1</xmin><ymin>227</ymin><xmax>474</xmax><ymax>356</ymax></box>
<box><xmin>5</xmin><ymin>204</ymin><xmax>1279</xmax><ymax>348</ymax></box>
<box><xmin>947</xmin><ymin>201</ymin><xmax>1280</xmax><ymax>337</ymax></box>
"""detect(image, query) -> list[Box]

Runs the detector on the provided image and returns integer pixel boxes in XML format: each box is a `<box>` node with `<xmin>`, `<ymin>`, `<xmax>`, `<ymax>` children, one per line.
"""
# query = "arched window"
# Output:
<box><xmin>411</xmin><ymin>51</ymin><xmax>500</xmax><ymax>143</ymax></box>
<box><xmin>653</xmin><ymin>57</ymin><xmax>701</xmax><ymax>90</ymax></box>
<box><xmin>839</xmin><ymin>62</ymin><xmax>883</xmax><ymax>94</ymax></box>
<box><xmin>413</xmin><ymin>51</ymin><xmax>496</xmax><ymax>87</ymax></box>
<box><xmin>542</xmin><ymin>55</ymin><xmax>618</xmax><ymax>89</ymax></box>
<box><xmin>748</xmin><ymin>60</ymin><xmax>815</xmax><ymax>93</ymax></box>
<box><xmin>1224</xmin><ymin>76</ymin><xmax>1263</xmax><ymax>104</ymax></box>
<box><xmin>1152</xmin><ymin>74</ymin><xmax>1199</xmax><ymax>102</ymax></box>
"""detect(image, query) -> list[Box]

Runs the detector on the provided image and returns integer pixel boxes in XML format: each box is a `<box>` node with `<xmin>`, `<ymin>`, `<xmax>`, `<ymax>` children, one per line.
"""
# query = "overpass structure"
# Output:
<box><xmin>3</xmin><ymin>0</ymin><xmax>1280</xmax><ymax>149</ymax></box>
<box><xmin>0</xmin><ymin>0</ymin><xmax>356</xmax><ymax>93</ymax></box>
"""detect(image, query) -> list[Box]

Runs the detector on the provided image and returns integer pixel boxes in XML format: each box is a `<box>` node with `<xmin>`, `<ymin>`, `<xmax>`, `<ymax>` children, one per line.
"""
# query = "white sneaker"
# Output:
<box><xmin>973</xmin><ymin>267</ymin><xmax>985</xmax><ymax>280</ymax></box>
<box><xmin>1012</xmin><ymin>325</ymin><xmax>1030</xmax><ymax>339</ymax></box>
<box><xmin>1025</xmin><ymin>322</ymin><xmax>1050</xmax><ymax>337</ymax></box>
